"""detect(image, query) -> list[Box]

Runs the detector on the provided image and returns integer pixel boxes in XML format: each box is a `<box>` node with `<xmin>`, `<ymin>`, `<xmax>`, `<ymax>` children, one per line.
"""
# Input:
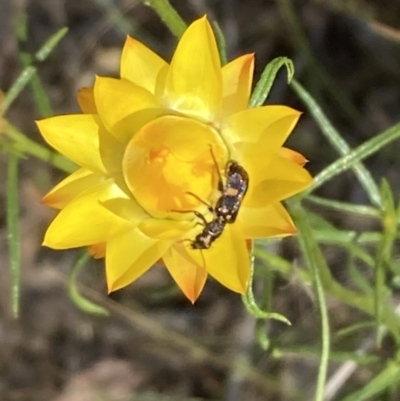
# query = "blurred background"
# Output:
<box><xmin>1</xmin><ymin>0</ymin><xmax>400</xmax><ymax>400</ymax></box>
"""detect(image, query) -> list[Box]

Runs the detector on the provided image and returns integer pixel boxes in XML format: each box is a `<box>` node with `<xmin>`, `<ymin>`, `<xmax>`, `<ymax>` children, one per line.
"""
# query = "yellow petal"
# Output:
<box><xmin>278</xmin><ymin>147</ymin><xmax>308</xmax><ymax>166</ymax></box>
<box><xmin>98</xmin><ymin>181</ymin><xmax>149</xmax><ymax>222</ymax></box>
<box><xmin>120</xmin><ymin>35</ymin><xmax>168</xmax><ymax>95</ymax></box>
<box><xmin>110</xmin><ymin>108</ymin><xmax>171</xmax><ymax>144</ymax></box>
<box><xmin>43</xmin><ymin>180</ymin><xmax>133</xmax><ymax>249</ymax></box>
<box><xmin>106</xmin><ymin>228</ymin><xmax>172</xmax><ymax>292</ymax></box>
<box><xmin>240</xmin><ymin>203</ymin><xmax>296</xmax><ymax>238</ymax></box>
<box><xmin>164</xmin><ymin>16</ymin><xmax>222</xmax><ymax>121</ymax></box>
<box><xmin>94</xmin><ymin>76</ymin><xmax>161</xmax><ymax>138</ymax></box>
<box><xmin>224</xmin><ymin>105</ymin><xmax>301</xmax><ymax>144</ymax></box>
<box><xmin>246</xmin><ymin>155</ymin><xmax>313</xmax><ymax>208</ymax></box>
<box><xmin>139</xmin><ymin>219</ymin><xmax>195</xmax><ymax>239</ymax></box>
<box><xmin>43</xmin><ymin>168</ymin><xmax>105</xmax><ymax>209</ymax></box>
<box><xmin>37</xmin><ymin>114</ymin><xmax>106</xmax><ymax>173</ymax></box>
<box><xmin>96</xmin><ymin>124</ymin><xmax>127</xmax><ymax>189</ymax></box>
<box><xmin>77</xmin><ymin>87</ymin><xmax>97</xmax><ymax>113</ymax></box>
<box><xmin>185</xmin><ymin>224</ymin><xmax>250</xmax><ymax>294</ymax></box>
<box><xmin>222</xmin><ymin>54</ymin><xmax>254</xmax><ymax>117</ymax></box>
<box><xmin>163</xmin><ymin>244</ymin><xmax>207</xmax><ymax>303</ymax></box>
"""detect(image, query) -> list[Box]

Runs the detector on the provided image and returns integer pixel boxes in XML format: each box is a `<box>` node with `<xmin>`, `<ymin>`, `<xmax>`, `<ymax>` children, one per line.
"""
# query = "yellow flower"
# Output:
<box><xmin>37</xmin><ymin>16</ymin><xmax>312</xmax><ymax>303</ymax></box>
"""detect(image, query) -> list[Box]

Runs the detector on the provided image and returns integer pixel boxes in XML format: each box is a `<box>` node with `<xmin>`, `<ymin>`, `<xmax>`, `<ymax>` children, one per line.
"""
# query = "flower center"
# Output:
<box><xmin>122</xmin><ymin>115</ymin><xmax>227</xmax><ymax>219</ymax></box>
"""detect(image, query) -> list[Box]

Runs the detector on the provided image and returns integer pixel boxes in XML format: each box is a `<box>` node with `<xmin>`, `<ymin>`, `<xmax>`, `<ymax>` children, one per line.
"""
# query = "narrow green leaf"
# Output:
<box><xmin>6</xmin><ymin>153</ymin><xmax>21</xmax><ymax>318</ymax></box>
<box><xmin>142</xmin><ymin>0</ymin><xmax>187</xmax><ymax>38</ymax></box>
<box><xmin>272</xmin><ymin>344</ymin><xmax>380</xmax><ymax>365</ymax></box>
<box><xmin>35</xmin><ymin>27</ymin><xmax>69</xmax><ymax>61</ymax></box>
<box><xmin>336</xmin><ymin>321</ymin><xmax>376</xmax><ymax>338</ymax></box>
<box><xmin>375</xmin><ymin>180</ymin><xmax>397</xmax><ymax>345</ymax></box>
<box><xmin>2</xmin><ymin>27</ymin><xmax>68</xmax><ymax>116</ymax></box>
<box><xmin>2</xmin><ymin>66</ymin><xmax>36</xmax><ymax>115</ymax></box>
<box><xmin>255</xmin><ymin>251</ymin><xmax>275</xmax><ymax>350</ymax></box>
<box><xmin>249</xmin><ymin>57</ymin><xmax>295</xmax><ymax>107</ymax></box>
<box><xmin>342</xmin><ymin>362</ymin><xmax>400</xmax><ymax>401</ymax></box>
<box><xmin>301</xmin><ymin>119</ymin><xmax>400</xmax><ymax>202</ymax></box>
<box><xmin>68</xmin><ymin>251</ymin><xmax>109</xmax><ymax>316</ymax></box>
<box><xmin>255</xmin><ymin>322</ymin><xmax>270</xmax><ymax>351</ymax></box>
<box><xmin>92</xmin><ymin>0</ymin><xmax>137</xmax><ymax>36</ymax></box>
<box><xmin>314</xmin><ymin>228</ymin><xmax>381</xmax><ymax>245</ymax></box>
<box><xmin>306</xmin><ymin>195</ymin><xmax>380</xmax><ymax>218</ymax></box>
<box><xmin>347</xmin><ymin>241</ymin><xmax>374</xmax><ymax>295</ymax></box>
<box><xmin>17</xmin><ymin>14</ymin><xmax>54</xmax><ymax>117</ymax></box>
<box><xmin>288</xmin><ymin>200</ymin><xmax>330</xmax><ymax>401</ymax></box>
<box><xmin>212</xmin><ymin>21</ymin><xmax>228</xmax><ymax>66</ymax></box>
<box><xmin>291</xmin><ymin>79</ymin><xmax>381</xmax><ymax>207</ymax></box>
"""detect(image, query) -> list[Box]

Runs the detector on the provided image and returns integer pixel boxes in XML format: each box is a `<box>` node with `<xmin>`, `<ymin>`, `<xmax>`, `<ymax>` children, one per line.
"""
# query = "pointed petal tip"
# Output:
<box><xmin>42</xmin><ymin>193</ymin><xmax>55</xmax><ymax>207</ymax></box>
<box><xmin>106</xmin><ymin>279</ymin><xmax>118</xmax><ymax>294</ymax></box>
<box><xmin>187</xmin><ymin>293</ymin><xmax>197</xmax><ymax>304</ymax></box>
<box><xmin>41</xmin><ymin>235</ymin><xmax>58</xmax><ymax>249</ymax></box>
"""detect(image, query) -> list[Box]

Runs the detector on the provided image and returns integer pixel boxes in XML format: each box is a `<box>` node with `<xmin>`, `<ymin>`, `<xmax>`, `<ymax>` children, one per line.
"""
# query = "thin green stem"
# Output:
<box><xmin>35</xmin><ymin>28</ymin><xmax>69</xmax><ymax>61</ymax></box>
<box><xmin>289</xmin><ymin>201</ymin><xmax>330</xmax><ymax>401</ymax></box>
<box><xmin>17</xmin><ymin>13</ymin><xmax>53</xmax><ymax>117</ymax></box>
<box><xmin>2</xmin><ymin>27</ymin><xmax>68</xmax><ymax>116</ymax></box>
<box><xmin>5</xmin><ymin>123</ymin><xmax>76</xmax><ymax>173</ymax></box>
<box><xmin>68</xmin><ymin>251</ymin><xmax>109</xmax><ymax>316</ymax></box>
<box><xmin>142</xmin><ymin>0</ymin><xmax>187</xmax><ymax>38</ymax></box>
<box><xmin>341</xmin><ymin>363</ymin><xmax>400</xmax><ymax>401</ymax></box>
<box><xmin>93</xmin><ymin>0</ymin><xmax>137</xmax><ymax>35</ymax></box>
<box><xmin>272</xmin><ymin>344</ymin><xmax>380</xmax><ymax>365</ymax></box>
<box><xmin>375</xmin><ymin>181</ymin><xmax>397</xmax><ymax>345</ymax></box>
<box><xmin>7</xmin><ymin>153</ymin><xmax>21</xmax><ymax>318</ymax></box>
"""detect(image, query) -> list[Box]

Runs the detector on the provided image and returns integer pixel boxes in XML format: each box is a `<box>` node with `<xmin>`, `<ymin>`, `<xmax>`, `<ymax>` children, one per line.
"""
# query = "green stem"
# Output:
<box><xmin>94</xmin><ymin>0</ymin><xmax>138</xmax><ymax>36</ymax></box>
<box><xmin>68</xmin><ymin>251</ymin><xmax>109</xmax><ymax>316</ymax></box>
<box><xmin>2</xmin><ymin>27</ymin><xmax>68</xmax><ymax>116</ymax></box>
<box><xmin>5</xmin><ymin>123</ymin><xmax>76</xmax><ymax>173</ymax></box>
<box><xmin>289</xmin><ymin>201</ymin><xmax>330</xmax><ymax>401</ymax></box>
<box><xmin>142</xmin><ymin>0</ymin><xmax>187</xmax><ymax>38</ymax></box>
<box><xmin>7</xmin><ymin>153</ymin><xmax>21</xmax><ymax>318</ymax></box>
<box><xmin>375</xmin><ymin>181</ymin><xmax>397</xmax><ymax>345</ymax></box>
<box><xmin>17</xmin><ymin>13</ymin><xmax>53</xmax><ymax>117</ymax></box>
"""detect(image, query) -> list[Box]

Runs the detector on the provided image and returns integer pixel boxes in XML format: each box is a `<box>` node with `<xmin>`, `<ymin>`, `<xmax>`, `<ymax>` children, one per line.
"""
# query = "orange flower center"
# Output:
<box><xmin>122</xmin><ymin>115</ymin><xmax>227</xmax><ymax>219</ymax></box>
